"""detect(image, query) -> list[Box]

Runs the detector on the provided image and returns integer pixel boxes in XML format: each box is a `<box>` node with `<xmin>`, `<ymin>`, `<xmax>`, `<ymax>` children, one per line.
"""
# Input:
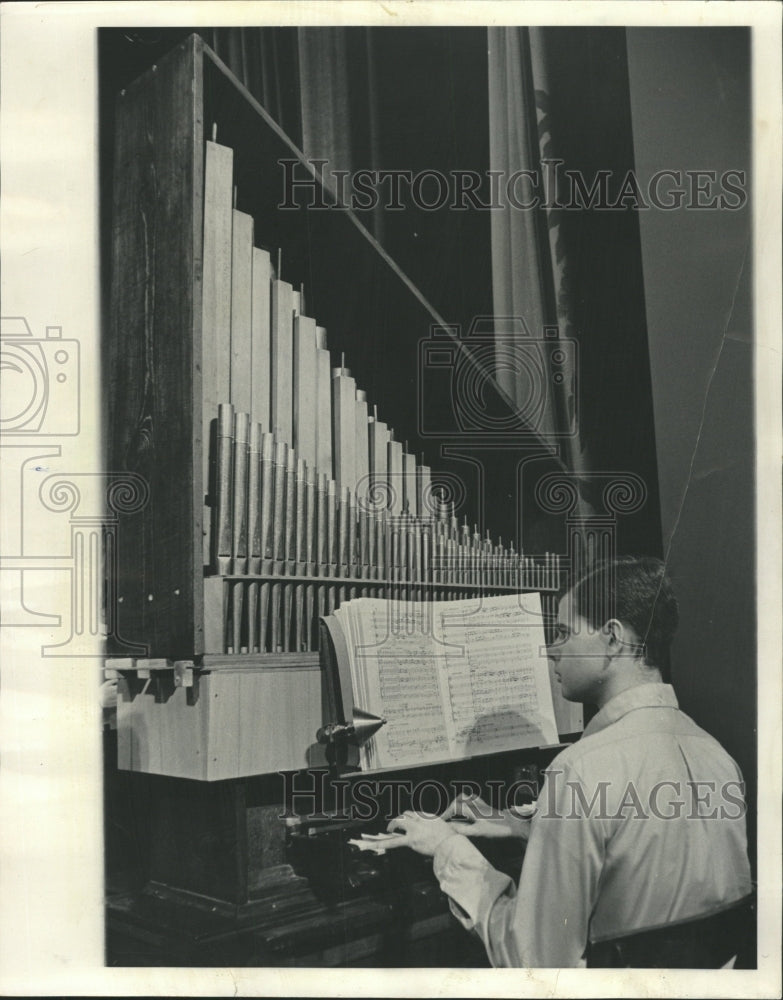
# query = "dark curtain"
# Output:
<box><xmin>487</xmin><ymin>26</ymin><xmax>577</xmax><ymax>454</ymax></box>
<box><xmin>208</xmin><ymin>28</ymin><xmax>303</xmax><ymax>147</ymax></box>
<box><xmin>208</xmin><ymin>27</ymin><xmax>383</xmax><ymax>235</ymax></box>
<box><xmin>206</xmin><ymin>26</ymin><xmax>492</xmax><ymax>329</ymax></box>
<box><xmin>489</xmin><ymin>27</ymin><xmax>663</xmax><ymax>558</ymax></box>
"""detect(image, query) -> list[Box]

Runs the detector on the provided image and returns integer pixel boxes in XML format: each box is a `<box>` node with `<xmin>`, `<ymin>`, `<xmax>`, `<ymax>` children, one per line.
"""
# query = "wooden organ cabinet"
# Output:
<box><xmin>104</xmin><ymin>35</ymin><xmax>581</xmax><ymax>966</ymax></box>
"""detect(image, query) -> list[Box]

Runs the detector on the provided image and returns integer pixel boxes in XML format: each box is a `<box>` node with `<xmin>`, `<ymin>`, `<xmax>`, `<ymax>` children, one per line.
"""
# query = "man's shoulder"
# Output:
<box><xmin>548</xmin><ymin>705</ymin><xmax>741</xmax><ymax>776</ymax></box>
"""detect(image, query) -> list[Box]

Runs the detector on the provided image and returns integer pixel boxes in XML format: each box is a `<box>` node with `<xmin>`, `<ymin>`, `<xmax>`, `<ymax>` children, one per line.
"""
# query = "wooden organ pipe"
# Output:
<box><xmin>202</xmin><ymin>136</ymin><xmax>563</xmax><ymax>654</ymax></box>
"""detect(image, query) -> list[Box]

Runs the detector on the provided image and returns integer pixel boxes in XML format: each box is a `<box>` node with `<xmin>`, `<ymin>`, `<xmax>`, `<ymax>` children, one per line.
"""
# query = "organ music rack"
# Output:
<box><xmin>106</xmin><ymin>34</ymin><xmax>570</xmax><ymax>784</ymax></box>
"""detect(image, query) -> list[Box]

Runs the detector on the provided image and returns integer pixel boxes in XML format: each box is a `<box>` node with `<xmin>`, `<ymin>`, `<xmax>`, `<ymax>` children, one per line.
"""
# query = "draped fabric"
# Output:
<box><xmin>297</xmin><ymin>29</ymin><xmax>354</xmax><ymax>189</ymax></box>
<box><xmin>527</xmin><ymin>27</ymin><xmax>583</xmax><ymax>475</ymax></box>
<box><xmin>487</xmin><ymin>27</ymin><xmax>582</xmax><ymax>472</ymax></box>
<box><xmin>208</xmin><ymin>28</ymin><xmax>304</xmax><ymax>147</ymax></box>
<box><xmin>207</xmin><ymin>27</ymin><xmax>383</xmax><ymax>234</ymax></box>
<box><xmin>487</xmin><ymin>28</ymin><xmax>556</xmax><ymax>440</ymax></box>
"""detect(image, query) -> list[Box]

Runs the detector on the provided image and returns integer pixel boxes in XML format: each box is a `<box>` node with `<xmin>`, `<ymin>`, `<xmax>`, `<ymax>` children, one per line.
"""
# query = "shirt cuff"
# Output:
<box><xmin>433</xmin><ymin>831</ymin><xmax>514</xmax><ymax>928</ymax></box>
<box><xmin>433</xmin><ymin>828</ymin><xmax>483</xmax><ymax>876</ymax></box>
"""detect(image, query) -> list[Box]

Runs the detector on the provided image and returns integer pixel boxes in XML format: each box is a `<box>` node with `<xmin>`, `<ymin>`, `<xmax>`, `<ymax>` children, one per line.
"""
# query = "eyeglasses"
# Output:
<box><xmin>549</xmin><ymin>620</ymin><xmax>649</xmax><ymax>659</ymax></box>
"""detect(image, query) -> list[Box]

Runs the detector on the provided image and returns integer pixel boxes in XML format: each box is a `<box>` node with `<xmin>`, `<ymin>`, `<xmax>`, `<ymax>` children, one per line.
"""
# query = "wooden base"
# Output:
<box><xmin>104</xmin><ymin>765</ymin><xmax>491</xmax><ymax>967</ymax></box>
<box><xmin>106</xmin><ymin>872</ymin><xmax>490</xmax><ymax>967</ymax></box>
<box><xmin>103</xmin><ymin>735</ymin><xmax>564</xmax><ymax>968</ymax></box>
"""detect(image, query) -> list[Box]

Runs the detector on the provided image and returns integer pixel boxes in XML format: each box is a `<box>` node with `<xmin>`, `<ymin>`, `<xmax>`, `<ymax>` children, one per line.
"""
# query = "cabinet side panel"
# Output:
<box><xmin>107</xmin><ymin>39</ymin><xmax>204</xmax><ymax>656</ymax></box>
<box><xmin>234</xmin><ymin>666</ymin><xmax>326</xmax><ymax>776</ymax></box>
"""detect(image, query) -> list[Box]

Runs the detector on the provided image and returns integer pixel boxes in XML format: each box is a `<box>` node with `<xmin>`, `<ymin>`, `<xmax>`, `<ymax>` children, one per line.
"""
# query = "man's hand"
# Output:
<box><xmin>386</xmin><ymin>811</ymin><xmax>457</xmax><ymax>856</ymax></box>
<box><xmin>441</xmin><ymin>791</ymin><xmax>497</xmax><ymax>823</ymax></box>
<box><xmin>441</xmin><ymin>792</ymin><xmax>533</xmax><ymax>840</ymax></box>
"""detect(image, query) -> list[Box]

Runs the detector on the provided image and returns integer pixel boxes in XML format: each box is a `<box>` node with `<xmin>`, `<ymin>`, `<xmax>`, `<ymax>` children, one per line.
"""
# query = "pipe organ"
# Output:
<box><xmin>201</xmin><ymin>136</ymin><xmax>561</xmax><ymax>660</ymax></box>
<box><xmin>106</xmin><ymin>34</ymin><xmax>575</xmax><ymax>785</ymax></box>
<box><xmin>103</xmin><ymin>32</ymin><xmax>584</xmax><ymax>967</ymax></box>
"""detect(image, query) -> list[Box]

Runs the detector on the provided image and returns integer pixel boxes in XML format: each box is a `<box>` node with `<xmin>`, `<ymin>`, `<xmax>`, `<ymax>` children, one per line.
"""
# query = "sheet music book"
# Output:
<box><xmin>322</xmin><ymin>593</ymin><xmax>561</xmax><ymax>771</ymax></box>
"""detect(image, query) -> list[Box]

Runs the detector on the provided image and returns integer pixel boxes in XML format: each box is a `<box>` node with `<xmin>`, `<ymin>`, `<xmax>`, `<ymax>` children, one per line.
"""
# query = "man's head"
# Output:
<box><xmin>548</xmin><ymin>556</ymin><xmax>679</xmax><ymax>705</ymax></box>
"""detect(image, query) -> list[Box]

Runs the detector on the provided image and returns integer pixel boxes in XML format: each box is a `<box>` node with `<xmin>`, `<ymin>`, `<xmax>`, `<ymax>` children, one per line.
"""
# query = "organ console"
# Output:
<box><xmin>104</xmin><ymin>33</ymin><xmax>581</xmax><ymax>966</ymax></box>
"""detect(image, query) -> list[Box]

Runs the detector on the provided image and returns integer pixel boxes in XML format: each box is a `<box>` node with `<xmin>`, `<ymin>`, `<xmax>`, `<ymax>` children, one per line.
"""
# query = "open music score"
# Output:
<box><xmin>323</xmin><ymin>593</ymin><xmax>560</xmax><ymax>772</ymax></box>
<box><xmin>201</xmin><ymin>134</ymin><xmax>562</xmax><ymax>656</ymax></box>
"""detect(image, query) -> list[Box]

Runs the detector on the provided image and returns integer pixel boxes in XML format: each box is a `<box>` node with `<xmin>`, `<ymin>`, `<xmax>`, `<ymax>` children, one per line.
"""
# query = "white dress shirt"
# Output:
<box><xmin>432</xmin><ymin>683</ymin><xmax>753</xmax><ymax>967</ymax></box>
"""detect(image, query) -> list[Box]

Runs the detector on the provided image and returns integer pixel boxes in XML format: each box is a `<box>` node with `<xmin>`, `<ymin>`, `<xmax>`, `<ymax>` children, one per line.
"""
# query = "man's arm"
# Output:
<box><xmin>440</xmin><ymin>792</ymin><xmax>534</xmax><ymax>840</ymax></box>
<box><xmin>509</xmin><ymin>760</ymin><xmax>606</xmax><ymax>965</ymax></box>
<box><xmin>392</xmin><ymin>760</ymin><xmax>606</xmax><ymax>967</ymax></box>
<box><xmin>431</xmin><ymin>834</ymin><xmax>524</xmax><ymax>966</ymax></box>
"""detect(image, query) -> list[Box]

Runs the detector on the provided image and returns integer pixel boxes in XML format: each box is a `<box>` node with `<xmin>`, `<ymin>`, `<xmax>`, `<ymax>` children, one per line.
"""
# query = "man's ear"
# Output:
<box><xmin>603</xmin><ymin>618</ymin><xmax>626</xmax><ymax>656</ymax></box>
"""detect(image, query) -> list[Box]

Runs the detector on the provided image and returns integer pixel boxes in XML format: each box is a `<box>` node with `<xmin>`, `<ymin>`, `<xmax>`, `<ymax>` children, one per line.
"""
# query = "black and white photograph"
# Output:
<box><xmin>0</xmin><ymin>2</ymin><xmax>780</xmax><ymax>996</ymax></box>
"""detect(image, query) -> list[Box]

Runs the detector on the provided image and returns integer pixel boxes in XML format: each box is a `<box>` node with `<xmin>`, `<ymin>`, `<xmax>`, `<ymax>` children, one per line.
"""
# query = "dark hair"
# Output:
<box><xmin>563</xmin><ymin>556</ymin><xmax>679</xmax><ymax>680</ymax></box>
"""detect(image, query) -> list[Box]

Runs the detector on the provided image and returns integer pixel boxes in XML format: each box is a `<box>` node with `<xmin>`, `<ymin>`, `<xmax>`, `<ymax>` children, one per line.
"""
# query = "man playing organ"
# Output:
<box><xmin>387</xmin><ymin>557</ymin><xmax>754</xmax><ymax>968</ymax></box>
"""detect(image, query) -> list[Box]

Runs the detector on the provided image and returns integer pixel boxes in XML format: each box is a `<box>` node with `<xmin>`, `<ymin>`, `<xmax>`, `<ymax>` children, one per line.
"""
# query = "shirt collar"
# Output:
<box><xmin>582</xmin><ymin>683</ymin><xmax>679</xmax><ymax>738</ymax></box>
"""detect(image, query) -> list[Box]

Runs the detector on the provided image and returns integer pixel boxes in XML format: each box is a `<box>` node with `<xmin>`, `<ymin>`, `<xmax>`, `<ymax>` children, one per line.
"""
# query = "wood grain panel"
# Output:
<box><xmin>158</xmin><ymin>684</ymin><xmax>206</xmax><ymax>781</ymax></box>
<box><xmin>235</xmin><ymin>665</ymin><xmax>323</xmax><ymax>776</ymax></box>
<box><xmin>107</xmin><ymin>36</ymin><xmax>204</xmax><ymax>657</ymax></box>
<box><xmin>116</xmin><ymin>663</ymin><xmax>323</xmax><ymax>780</ymax></box>
<box><xmin>206</xmin><ymin>671</ymin><xmax>242</xmax><ymax>780</ymax></box>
